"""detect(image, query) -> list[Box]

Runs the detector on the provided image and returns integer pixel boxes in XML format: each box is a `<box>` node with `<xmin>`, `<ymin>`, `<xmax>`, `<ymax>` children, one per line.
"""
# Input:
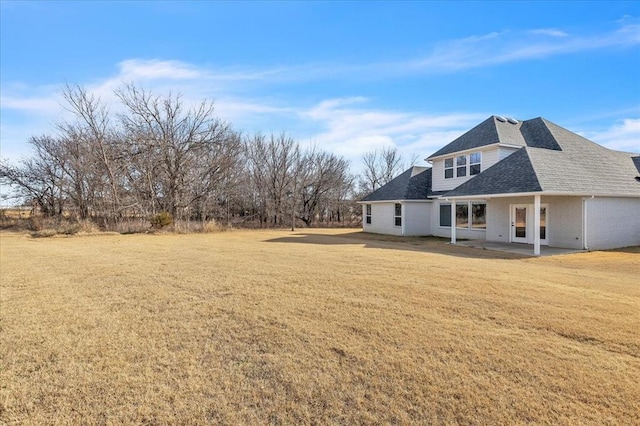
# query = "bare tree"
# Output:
<box><xmin>298</xmin><ymin>148</ymin><xmax>352</xmax><ymax>227</ymax></box>
<box><xmin>360</xmin><ymin>146</ymin><xmax>404</xmax><ymax>193</ymax></box>
<box><xmin>245</xmin><ymin>133</ymin><xmax>302</xmax><ymax>227</ymax></box>
<box><xmin>116</xmin><ymin>84</ymin><xmax>238</xmax><ymax>221</ymax></box>
<box><xmin>60</xmin><ymin>85</ymin><xmax>123</xmax><ymax>220</ymax></box>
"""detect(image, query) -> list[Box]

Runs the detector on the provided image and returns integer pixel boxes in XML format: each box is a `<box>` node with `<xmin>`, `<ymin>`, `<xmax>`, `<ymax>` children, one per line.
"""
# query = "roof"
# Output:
<box><xmin>362</xmin><ymin>116</ymin><xmax>640</xmax><ymax>202</ymax></box>
<box><xmin>427</xmin><ymin>116</ymin><xmax>527</xmax><ymax>159</ymax></box>
<box><xmin>361</xmin><ymin>167</ymin><xmax>434</xmax><ymax>202</ymax></box>
<box><xmin>633</xmin><ymin>156</ymin><xmax>640</xmax><ymax>174</ymax></box>
<box><xmin>446</xmin><ymin>118</ymin><xmax>640</xmax><ymax>198</ymax></box>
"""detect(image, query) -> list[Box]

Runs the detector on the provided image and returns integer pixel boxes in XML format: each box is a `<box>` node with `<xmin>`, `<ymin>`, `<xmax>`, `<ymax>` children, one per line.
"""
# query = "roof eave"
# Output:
<box><xmin>441</xmin><ymin>191</ymin><xmax>640</xmax><ymax>200</ymax></box>
<box><xmin>426</xmin><ymin>142</ymin><xmax>504</xmax><ymax>162</ymax></box>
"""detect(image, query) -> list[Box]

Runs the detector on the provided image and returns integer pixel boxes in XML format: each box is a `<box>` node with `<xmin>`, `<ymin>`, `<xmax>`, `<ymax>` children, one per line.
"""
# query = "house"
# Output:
<box><xmin>360</xmin><ymin>116</ymin><xmax>640</xmax><ymax>254</ymax></box>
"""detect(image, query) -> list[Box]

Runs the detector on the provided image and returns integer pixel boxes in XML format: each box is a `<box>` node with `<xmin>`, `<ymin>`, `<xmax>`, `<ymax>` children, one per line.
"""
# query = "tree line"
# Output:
<box><xmin>1</xmin><ymin>84</ymin><xmax>409</xmax><ymax>230</ymax></box>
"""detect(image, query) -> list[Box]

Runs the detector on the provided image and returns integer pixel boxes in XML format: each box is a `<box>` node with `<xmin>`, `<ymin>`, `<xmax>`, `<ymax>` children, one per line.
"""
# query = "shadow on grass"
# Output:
<box><xmin>265</xmin><ymin>231</ymin><xmax>529</xmax><ymax>260</ymax></box>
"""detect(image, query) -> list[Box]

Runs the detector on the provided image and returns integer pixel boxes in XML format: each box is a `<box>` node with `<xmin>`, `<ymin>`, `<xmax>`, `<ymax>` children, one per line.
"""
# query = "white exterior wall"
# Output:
<box><xmin>431</xmin><ymin>146</ymin><xmax>519</xmax><ymax>192</ymax></box>
<box><xmin>585</xmin><ymin>197</ymin><xmax>640</xmax><ymax>250</ymax></box>
<box><xmin>498</xmin><ymin>146</ymin><xmax>520</xmax><ymax>160</ymax></box>
<box><xmin>362</xmin><ymin>202</ymin><xmax>403</xmax><ymax>236</ymax></box>
<box><xmin>486</xmin><ymin>196</ymin><xmax>584</xmax><ymax>249</ymax></box>
<box><xmin>429</xmin><ymin>199</ymin><xmax>487</xmax><ymax>240</ymax></box>
<box><xmin>403</xmin><ymin>202</ymin><xmax>432</xmax><ymax>236</ymax></box>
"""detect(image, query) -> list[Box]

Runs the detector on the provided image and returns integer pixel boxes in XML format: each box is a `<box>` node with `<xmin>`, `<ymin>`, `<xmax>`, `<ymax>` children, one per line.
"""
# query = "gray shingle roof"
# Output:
<box><xmin>633</xmin><ymin>156</ymin><xmax>640</xmax><ymax>174</ymax></box>
<box><xmin>427</xmin><ymin>116</ymin><xmax>526</xmax><ymax>158</ymax></box>
<box><xmin>361</xmin><ymin>167</ymin><xmax>433</xmax><ymax>202</ymax></box>
<box><xmin>362</xmin><ymin>116</ymin><xmax>640</xmax><ymax>202</ymax></box>
<box><xmin>445</xmin><ymin>118</ymin><xmax>640</xmax><ymax>197</ymax></box>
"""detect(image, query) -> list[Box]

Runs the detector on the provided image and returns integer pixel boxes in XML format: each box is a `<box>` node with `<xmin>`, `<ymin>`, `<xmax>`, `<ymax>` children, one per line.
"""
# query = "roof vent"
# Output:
<box><xmin>496</xmin><ymin>116</ymin><xmax>507</xmax><ymax>122</ymax></box>
<box><xmin>507</xmin><ymin>118</ymin><xmax>518</xmax><ymax>125</ymax></box>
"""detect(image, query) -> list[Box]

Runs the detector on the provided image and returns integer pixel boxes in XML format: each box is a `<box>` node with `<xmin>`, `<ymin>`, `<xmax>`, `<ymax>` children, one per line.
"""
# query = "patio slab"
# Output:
<box><xmin>455</xmin><ymin>240</ymin><xmax>585</xmax><ymax>257</ymax></box>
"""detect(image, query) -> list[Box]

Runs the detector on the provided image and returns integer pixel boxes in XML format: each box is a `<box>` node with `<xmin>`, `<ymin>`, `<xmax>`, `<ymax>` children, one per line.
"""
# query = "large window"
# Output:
<box><xmin>439</xmin><ymin>204</ymin><xmax>452</xmax><ymax>227</ymax></box>
<box><xmin>444</xmin><ymin>158</ymin><xmax>454</xmax><ymax>179</ymax></box>
<box><xmin>394</xmin><ymin>203</ymin><xmax>402</xmax><ymax>227</ymax></box>
<box><xmin>439</xmin><ymin>201</ymin><xmax>486</xmax><ymax>230</ymax></box>
<box><xmin>456</xmin><ymin>155</ymin><xmax>467</xmax><ymax>177</ymax></box>
<box><xmin>456</xmin><ymin>203</ymin><xmax>468</xmax><ymax>228</ymax></box>
<box><xmin>471</xmin><ymin>203</ymin><xmax>486</xmax><ymax>229</ymax></box>
<box><xmin>365</xmin><ymin>204</ymin><xmax>372</xmax><ymax>224</ymax></box>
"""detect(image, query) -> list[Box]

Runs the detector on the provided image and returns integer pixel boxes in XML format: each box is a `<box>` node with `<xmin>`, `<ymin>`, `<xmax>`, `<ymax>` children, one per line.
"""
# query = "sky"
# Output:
<box><xmin>1</xmin><ymin>1</ymin><xmax>639</xmax><ymax>171</ymax></box>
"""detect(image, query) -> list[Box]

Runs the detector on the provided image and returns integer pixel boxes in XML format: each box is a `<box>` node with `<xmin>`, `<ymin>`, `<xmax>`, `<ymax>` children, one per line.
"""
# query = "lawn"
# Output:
<box><xmin>1</xmin><ymin>229</ymin><xmax>639</xmax><ymax>424</ymax></box>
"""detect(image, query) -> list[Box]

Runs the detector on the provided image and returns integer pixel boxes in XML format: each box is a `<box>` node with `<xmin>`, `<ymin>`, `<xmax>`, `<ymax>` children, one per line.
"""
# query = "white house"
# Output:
<box><xmin>360</xmin><ymin>116</ymin><xmax>640</xmax><ymax>255</ymax></box>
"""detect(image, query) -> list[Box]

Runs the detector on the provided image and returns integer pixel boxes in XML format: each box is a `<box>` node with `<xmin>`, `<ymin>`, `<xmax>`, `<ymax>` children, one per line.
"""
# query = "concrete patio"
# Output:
<box><xmin>455</xmin><ymin>240</ymin><xmax>586</xmax><ymax>257</ymax></box>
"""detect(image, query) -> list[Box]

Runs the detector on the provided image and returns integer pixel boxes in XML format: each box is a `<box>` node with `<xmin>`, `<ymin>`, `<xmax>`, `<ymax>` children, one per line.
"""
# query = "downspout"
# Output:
<box><xmin>401</xmin><ymin>201</ymin><xmax>406</xmax><ymax>236</ymax></box>
<box><xmin>583</xmin><ymin>195</ymin><xmax>594</xmax><ymax>250</ymax></box>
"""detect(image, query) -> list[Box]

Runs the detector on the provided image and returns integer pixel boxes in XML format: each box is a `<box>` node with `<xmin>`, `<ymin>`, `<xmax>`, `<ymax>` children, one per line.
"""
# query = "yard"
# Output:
<box><xmin>1</xmin><ymin>229</ymin><xmax>639</xmax><ymax>424</ymax></box>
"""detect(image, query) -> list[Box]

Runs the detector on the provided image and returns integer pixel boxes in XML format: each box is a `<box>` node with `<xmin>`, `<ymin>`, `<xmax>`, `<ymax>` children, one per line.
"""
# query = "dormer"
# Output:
<box><xmin>426</xmin><ymin>116</ymin><xmax>527</xmax><ymax>192</ymax></box>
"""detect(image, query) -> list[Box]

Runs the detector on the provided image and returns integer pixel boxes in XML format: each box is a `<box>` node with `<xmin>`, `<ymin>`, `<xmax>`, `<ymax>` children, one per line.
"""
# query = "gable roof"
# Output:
<box><xmin>445</xmin><ymin>118</ymin><xmax>640</xmax><ymax>198</ymax></box>
<box><xmin>361</xmin><ymin>167</ymin><xmax>434</xmax><ymax>202</ymax></box>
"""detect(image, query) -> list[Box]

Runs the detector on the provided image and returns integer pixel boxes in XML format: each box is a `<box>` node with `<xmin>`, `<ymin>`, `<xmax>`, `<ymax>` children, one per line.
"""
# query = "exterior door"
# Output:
<box><xmin>511</xmin><ymin>204</ymin><xmax>549</xmax><ymax>245</ymax></box>
<box><xmin>512</xmin><ymin>205</ymin><xmax>528</xmax><ymax>243</ymax></box>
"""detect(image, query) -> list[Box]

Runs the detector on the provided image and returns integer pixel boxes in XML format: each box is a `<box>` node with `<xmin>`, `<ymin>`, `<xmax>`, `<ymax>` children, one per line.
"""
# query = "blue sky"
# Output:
<box><xmin>1</xmin><ymin>1</ymin><xmax>639</xmax><ymax>169</ymax></box>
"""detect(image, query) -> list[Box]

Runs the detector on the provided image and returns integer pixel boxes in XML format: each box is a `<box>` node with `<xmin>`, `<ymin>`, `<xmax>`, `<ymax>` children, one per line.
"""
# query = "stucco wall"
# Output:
<box><xmin>586</xmin><ymin>197</ymin><xmax>640</xmax><ymax>250</ymax></box>
<box><xmin>403</xmin><ymin>202</ymin><xmax>432</xmax><ymax>236</ymax></box>
<box><xmin>362</xmin><ymin>202</ymin><xmax>403</xmax><ymax>236</ymax></box>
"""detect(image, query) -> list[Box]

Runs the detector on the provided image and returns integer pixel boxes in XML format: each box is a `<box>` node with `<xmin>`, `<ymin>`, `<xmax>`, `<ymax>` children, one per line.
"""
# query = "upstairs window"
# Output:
<box><xmin>444</xmin><ymin>152</ymin><xmax>482</xmax><ymax>179</ymax></box>
<box><xmin>456</xmin><ymin>155</ymin><xmax>467</xmax><ymax>177</ymax></box>
<box><xmin>470</xmin><ymin>152</ymin><xmax>481</xmax><ymax>175</ymax></box>
<box><xmin>444</xmin><ymin>158</ymin><xmax>454</xmax><ymax>179</ymax></box>
<box><xmin>365</xmin><ymin>204</ymin><xmax>372</xmax><ymax>224</ymax></box>
<box><xmin>394</xmin><ymin>203</ymin><xmax>402</xmax><ymax>227</ymax></box>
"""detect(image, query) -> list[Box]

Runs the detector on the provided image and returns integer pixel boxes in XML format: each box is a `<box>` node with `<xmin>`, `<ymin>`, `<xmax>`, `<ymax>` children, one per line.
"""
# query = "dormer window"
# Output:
<box><xmin>456</xmin><ymin>155</ymin><xmax>467</xmax><ymax>177</ymax></box>
<box><xmin>470</xmin><ymin>152</ymin><xmax>481</xmax><ymax>175</ymax></box>
<box><xmin>444</xmin><ymin>158</ymin><xmax>454</xmax><ymax>179</ymax></box>
<box><xmin>444</xmin><ymin>152</ymin><xmax>482</xmax><ymax>179</ymax></box>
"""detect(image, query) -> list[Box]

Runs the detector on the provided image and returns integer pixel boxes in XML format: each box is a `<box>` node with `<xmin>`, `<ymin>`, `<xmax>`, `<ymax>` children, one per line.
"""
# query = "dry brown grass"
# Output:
<box><xmin>1</xmin><ymin>229</ymin><xmax>639</xmax><ymax>425</ymax></box>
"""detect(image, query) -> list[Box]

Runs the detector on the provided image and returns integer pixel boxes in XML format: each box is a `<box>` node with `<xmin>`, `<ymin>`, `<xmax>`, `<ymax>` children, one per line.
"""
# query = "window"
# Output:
<box><xmin>456</xmin><ymin>203</ymin><xmax>468</xmax><ymax>228</ymax></box>
<box><xmin>456</xmin><ymin>155</ymin><xmax>467</xmax><ymax>177</ymax></box>
<box><xmin>440</xmin><ymin>202</ymin><xmax>487</xmax><ymax>229</ymax></box>
<box><xmin>439</xmin><ymin>204</ymin><xmax>452</xmax><ymax>227</ymax></box>
<box><xmin>444</xmin><ymin>152</ymin><xmax>482</xmax><ymax>179</ymax></box>
<box><xmin>471</xmin><ymin>203</ymin><xmax>486</xmax><ymax>229</ymax></box>
<box><xmin>444</xmin><ymin>158</ymin><xmax>454</xmax><ymax>179</ymax></box>
<box><xmin>394</xmin><ymin>203</ymin><xmax>402</xmax><ymax>227</ymax></box>
<box><xmin>365</xmin><ymin>204</ymin><xmax>372</xmax><ymax>224</ymax></box>
<box><xmin>470</xmin><ymin>152</ymin><xmax>481</xmax><ymax>175</ymax></box>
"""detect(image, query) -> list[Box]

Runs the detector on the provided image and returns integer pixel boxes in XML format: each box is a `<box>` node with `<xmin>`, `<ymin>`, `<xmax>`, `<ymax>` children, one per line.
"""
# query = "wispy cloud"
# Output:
<box><xmin>297</xmin><ymin>97</ymin><xmax>486</xmax><ymax>165</ymax></box>
<box><xmin>528</xmin><ymin>28</ymin><xmax>569</xmax><ymax>37</ymax></box>
<box><xmin>1</xmin><ymin>18</ymin><xmax>638</xmax><ymax>164</ymax></box>
<box><xmin>585</xmin><ymin>118</ymin><xmax>640</xmax><ymax>153</ymax></box>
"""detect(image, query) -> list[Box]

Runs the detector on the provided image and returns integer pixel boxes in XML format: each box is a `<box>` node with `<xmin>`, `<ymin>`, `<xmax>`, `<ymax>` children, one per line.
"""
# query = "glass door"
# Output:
<box><xmin>512</xmin><ymin>205</ymin><xmax>528</xmax><ymax>243</ymax></box>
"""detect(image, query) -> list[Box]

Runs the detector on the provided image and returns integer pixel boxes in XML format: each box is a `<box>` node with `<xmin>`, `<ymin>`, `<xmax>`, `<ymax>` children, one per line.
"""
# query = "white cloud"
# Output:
<box><xmin>296</xmin><ymin>97</ymin><xmax>486</xmax><ymax>167</ymax></box>
<box><xmin>586</xmin><ymin>118</ymin><xmax>640</xmax><ymax>153</ymax></box>
<box><xmin>529</xmin><ymin>28</ymin><xmax>569</xmax><ymax>37</ymax></box>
